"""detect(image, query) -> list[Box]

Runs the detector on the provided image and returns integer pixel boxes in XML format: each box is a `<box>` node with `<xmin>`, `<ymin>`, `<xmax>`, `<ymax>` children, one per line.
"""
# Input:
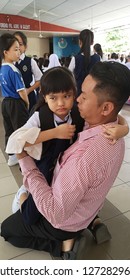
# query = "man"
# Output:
<box><xmin>1</xmin><ymin>61</ymin><xmax>130</xmax><ymax>259</ymax></box>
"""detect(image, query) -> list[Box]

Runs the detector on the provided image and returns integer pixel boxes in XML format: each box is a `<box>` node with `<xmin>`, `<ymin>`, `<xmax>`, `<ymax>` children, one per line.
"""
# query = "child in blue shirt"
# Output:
<box><xmin>0</xmin><ymin>33</ymin><xmax>29</xmax><ymax>166</ymax></box>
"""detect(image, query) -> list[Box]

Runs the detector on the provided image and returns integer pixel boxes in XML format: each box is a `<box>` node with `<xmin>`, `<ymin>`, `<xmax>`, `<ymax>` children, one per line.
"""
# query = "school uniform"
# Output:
<box><xmin>15</xmin><ymin>53</ymin><xmax>42</xmax><ymax>111</ymax></box>
<box><xmin>0</xmin><ymin>63</ymin><xmax>29</xmax><ymax>146</ymax></box>
<box><xmin>21</xmin><ymin>104</ymin><xmax>84</xmax><ymax>225</ymax></box>
<box><xmin>69</xmin><ymin>53</ymin><xmax>100</xmax><ymax>96</ymax></box>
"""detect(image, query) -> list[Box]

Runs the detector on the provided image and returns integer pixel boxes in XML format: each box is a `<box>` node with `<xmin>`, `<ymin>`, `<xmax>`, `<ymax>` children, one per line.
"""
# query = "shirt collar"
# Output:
<box><xmin>54</xmin><ymin>111</ymin><xmax>72</xmax><ymax>126</ymax></box>
<box><xmin>19</xmin><ymin>53</ymin><xmax>25</xmax><ymax>61</ymax></box>
<box><xmin>78</xmin><ymin>119</ymin><xmax>118</xmax><ymax>143</ymax></box>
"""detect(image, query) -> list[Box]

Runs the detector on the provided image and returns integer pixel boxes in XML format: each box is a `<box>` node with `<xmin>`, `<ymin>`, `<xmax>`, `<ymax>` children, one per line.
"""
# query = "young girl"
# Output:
<box><xmin>69</xmin><ymin>29</ymin><xmax>100</xmax><ymax>96</ymax></box>
<box><xmin>13</xmin><ymin>31</ymin><xmax>43</xmax><ymax>111</ymax></box>
<box><xmin>0</xmin><ymin>33</ymin><xmax>29</xmax><ymax>166</ymax></box>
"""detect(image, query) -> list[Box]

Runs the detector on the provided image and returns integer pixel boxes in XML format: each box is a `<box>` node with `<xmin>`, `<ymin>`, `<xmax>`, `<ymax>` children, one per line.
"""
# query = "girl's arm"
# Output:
<box><xmin>26</xmin><ymin>81</ymin><xmax>40</xmax><ymax>96</ymax></box>
<box><xmin>25</xmin><ymin>123</ymin><xmax>76</xmax><ymax>147</ymax></box>
<box><xmin>19</xmin><ymin>89</ymin><xmax>29</xmax><ymax>109</ymax></box>
<box><xmin>102</xmin><ymin>114</ymin><xmax>129</xmax><ymax>144</ymax></box>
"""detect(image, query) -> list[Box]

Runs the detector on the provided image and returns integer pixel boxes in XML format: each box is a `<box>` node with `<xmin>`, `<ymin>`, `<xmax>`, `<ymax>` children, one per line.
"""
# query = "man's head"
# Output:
<box><xmin>77</xmin><ymin>61</ymin><xmax>130</xmax><ymax>126</ymax></box>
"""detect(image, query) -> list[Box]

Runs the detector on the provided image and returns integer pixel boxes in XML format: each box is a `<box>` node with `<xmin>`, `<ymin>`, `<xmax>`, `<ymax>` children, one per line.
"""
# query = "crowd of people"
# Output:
<box><xmin>0</xmin><ymin>29</ymin><xmax>130</xmax><ymax>259</ymax></box>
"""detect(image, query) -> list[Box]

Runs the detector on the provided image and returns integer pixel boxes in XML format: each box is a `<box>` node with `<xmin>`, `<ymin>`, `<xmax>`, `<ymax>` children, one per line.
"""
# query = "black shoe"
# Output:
<box><xmin>90</xmin><ymin>223</ymin><xmax>112</xmax><ymax>244</ymax></box>
<box><xmin>61</xmin><ymin>236</ymin><xmax>82</xmax><ymax>260</ymax></box>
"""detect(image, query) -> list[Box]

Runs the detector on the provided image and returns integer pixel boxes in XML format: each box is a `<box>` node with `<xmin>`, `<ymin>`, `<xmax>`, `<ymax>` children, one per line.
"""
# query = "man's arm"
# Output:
<box><xmin>17</xmin><ymin>152</ymin><xmax>86</xmax><ymax>228</ymax></box>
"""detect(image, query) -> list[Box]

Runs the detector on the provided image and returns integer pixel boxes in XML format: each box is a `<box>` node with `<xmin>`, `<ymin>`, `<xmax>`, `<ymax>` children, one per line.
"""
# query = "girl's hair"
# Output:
<box><xmin>34</xmin><ymin>66</ymin><xmax>77</xmax><ymax>111</ymax></box>
<box><xmin>79</xmin><ymin>29</ymin><xmax>94</xmax><ymax>72</ymax></box>
<box><xmin>94</xmin><ymin>43</ymin><xmax>103</xmax><ymax>58</ymax></box>
<box><xmin>13</xmin><ymin>31</ymin><xmax>27</xmax><ymax>47</ymax></box>
<box><xmin>0</xmin><ymin>33</ymin><xmax>18</xmax><ymax>67</ymax></box>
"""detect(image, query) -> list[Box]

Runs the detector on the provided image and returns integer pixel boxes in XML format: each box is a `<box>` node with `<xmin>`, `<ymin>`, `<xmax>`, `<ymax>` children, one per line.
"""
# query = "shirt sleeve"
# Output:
<box><xmin>68</xmin><ymin>56</ymin><xmax>75</xmax><ymax>73</ymax></box>
<box><xmin>9</xmin><ymin>67</ymin><xmax>25</xmax><ymax>92</ymax></box>
<box><xmin>19</xmin><ymin>154</ymin><xmax>88</xmax><ymax>228</ymax></box>
<box><xmin>24</xmin><ymin>112</ymin><xmax>40</xmax><ymax>128</ymax></box>
<box><xmin>31</xmin><ymin>58</ymin><xmax>43</xmax><ymax>81</ymax></box>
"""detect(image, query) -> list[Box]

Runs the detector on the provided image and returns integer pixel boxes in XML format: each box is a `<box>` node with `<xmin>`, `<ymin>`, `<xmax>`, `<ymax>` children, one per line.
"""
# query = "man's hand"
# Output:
<box><xmin>16</xmin><ymin>151</ymin><xmax>28</xmax><ymax>160</ymax></box>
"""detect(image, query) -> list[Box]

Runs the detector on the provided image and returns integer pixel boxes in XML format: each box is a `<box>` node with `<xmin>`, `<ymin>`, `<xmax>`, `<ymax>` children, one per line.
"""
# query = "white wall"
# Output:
<box><xmin>26</xmin><ymin>37</ymin><xmax>50</xmax><ymax>58</ymax></box>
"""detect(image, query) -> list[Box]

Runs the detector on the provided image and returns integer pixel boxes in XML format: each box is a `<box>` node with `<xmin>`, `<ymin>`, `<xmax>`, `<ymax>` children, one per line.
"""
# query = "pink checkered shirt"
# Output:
<box><xmin>20</xmin><ymin>123</ymin><xmax>125</xmax><ymax>231</ymax></box>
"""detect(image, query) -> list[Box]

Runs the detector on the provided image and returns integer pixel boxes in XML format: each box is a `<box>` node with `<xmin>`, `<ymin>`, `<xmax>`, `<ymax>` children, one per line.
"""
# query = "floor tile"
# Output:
<box><xmin>76</xmin><ymin>230</ymin><xmax>112</xmax><ymax>260</ymax></box>
<box><xmin>101</xmin><ymin>215</ymin><xmax>130</xmax><ymax>259</ymax></box>
<box><xmin>9</xmin><ymin>165</ymin><xmax>23</xmax><ymax>187</ymax></box>
<box><xmin>117</xmin><ymin>163</ymin><xmax>130</xmax><ymax>182</ymax></box>
<box><xmin>124</xmin><ymin>148</ymin><xmax>130</xmax><ymax>163</ymax></box>
<box><xmin>125</xmin><ymin>137</ymin><xmax>130</xmax><ymax>149</ymax></box>
<box><xmin>0</xmin><ymin>150</ymin><xmax>6</xmax><ymax>163</ymax></box>
<box><xmin>0</xmin><ymin>176</ymin><xmax>18</xmax><ymax>197</ymax></box>
<box><xmin>112</xmin><ymin>177</ymin><xmax>124</xmax><ymax>187</ymax></box>
<box><xmin>106</xmin><ymin>183</ymin><xmax>130</xmax><ymax>213</ymax></box>
<box><xmin>12</xmin><ymin>250</ymin><xmax>53</xmax><ymax>260</ymax></box>
<box><xmin>0</xmin><ymin>163</ymin><xmax>12</xmax><ymax>179</ymax></box>
<box><xmin>0</xmin><ymin>194</ymin><xmax>15</xmax><ymax>222</ymax></box>
<box><xmin>0</xmin><ymin>236</ymin><xmax>32</xmax><ymax>260</ymax></box>
<box><xmin>124</xmin><ymin>211</ymin><xmax>130</xmax><ymax>220</ymax></box>
<box><xmin>99</xmin><ymin>199</ymin><xmax>121</xmax><ymax>221</ymax></box>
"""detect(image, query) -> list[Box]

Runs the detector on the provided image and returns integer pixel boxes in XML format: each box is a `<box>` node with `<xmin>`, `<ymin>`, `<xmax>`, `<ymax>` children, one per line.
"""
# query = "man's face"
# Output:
<box><xmin>77</xmin><ymin>75</ymin><xmax>104</xmax><ymax>126</ymax></box>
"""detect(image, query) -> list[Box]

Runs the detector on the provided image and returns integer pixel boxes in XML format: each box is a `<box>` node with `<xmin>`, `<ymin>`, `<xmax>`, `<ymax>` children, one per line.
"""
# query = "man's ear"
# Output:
<box><xmin>102</xmin><ymin>102</ymin><xmax>114</xmax><ymax>116</ymax></box>
<box><xmin>44</xmin><ymin>96</ymin><xmax>48</xmax><ymax>103</ymax></box>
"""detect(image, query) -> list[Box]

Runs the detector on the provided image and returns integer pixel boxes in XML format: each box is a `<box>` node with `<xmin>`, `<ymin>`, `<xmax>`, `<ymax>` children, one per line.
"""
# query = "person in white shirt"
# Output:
<box><xmin>14</xmin><ymin>31</ymin><xmax>43</xmax><ymax>112</ymax></box>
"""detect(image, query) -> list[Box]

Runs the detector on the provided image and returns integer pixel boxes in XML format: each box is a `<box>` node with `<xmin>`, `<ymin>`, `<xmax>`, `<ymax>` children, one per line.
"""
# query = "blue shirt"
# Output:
<box><xmin>0</xmin><ymin>63</ymin><xmax>25</xmax><ymax>98</ymax></box>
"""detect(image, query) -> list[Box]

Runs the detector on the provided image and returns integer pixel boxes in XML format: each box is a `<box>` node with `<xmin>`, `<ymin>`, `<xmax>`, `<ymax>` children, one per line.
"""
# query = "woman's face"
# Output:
<box><xmin>14</xmin><ymin>35</ymin><xmax>26</xmax><ymax>55</ymax></box>
<box><xmin>4</xmin><ymin>40</ymin><xmax>21</xmax><ymax>63</ymax></box>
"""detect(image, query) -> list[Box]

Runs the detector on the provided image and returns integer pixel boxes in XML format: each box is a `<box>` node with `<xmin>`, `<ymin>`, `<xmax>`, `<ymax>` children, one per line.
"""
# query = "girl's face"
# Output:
<box><xmin>45</xmin><ymin>90</ymin><xmax>75</xmax><ymax>119</ymax></box>
<box><xmin>14</xmin><ymin>35</ymin><xmax>26</xmax><ymax>54</ymax></box>
<box><xmin>4</xmin><ymin>40</ymin><xmax>20</xmax><ymax>63</ymax></box>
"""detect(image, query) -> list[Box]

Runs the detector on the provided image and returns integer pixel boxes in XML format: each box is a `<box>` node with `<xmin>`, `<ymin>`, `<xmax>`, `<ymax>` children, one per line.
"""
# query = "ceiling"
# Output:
<box><xmin>1</xmin><ymin>0</ymin><xmax>130</xmax><ymax>38</ymax></box>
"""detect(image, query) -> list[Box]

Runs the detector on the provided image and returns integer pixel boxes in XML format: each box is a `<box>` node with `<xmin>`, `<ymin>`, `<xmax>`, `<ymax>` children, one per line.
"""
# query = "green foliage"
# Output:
<box><xmin>104</xmin><ymin>29</ymin><xmax>129</xmax><ymax>53</ymax></box>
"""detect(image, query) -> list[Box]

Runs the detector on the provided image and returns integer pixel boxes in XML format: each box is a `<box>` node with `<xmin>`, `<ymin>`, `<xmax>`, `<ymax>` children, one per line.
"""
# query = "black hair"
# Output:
<box><xmin>79</xmin><ymin>29</ymin><xmax>94</xmax><ymax>72</ymax></box>
<box><xmin>90</xmin><ymin>61</ymin><xmax>130</xmax><ymax>113</ymax></box>
<box><xmin>34</xmin><ymin>66</ymin><xmax>77</xmax><ymax>111</ymax></box>
<box><xmin>94</xmin><ymin>43</ymin><xmax>103</xmax><ymax>58</ymax></box>
<box><xmin>111</xmin><ymin>52</ymin><xmax>118</xmax><ymax>59</ymax></box>
<box><xmin>0</xmin><ymin>33</ymin><xmax>18</xmax><ymax>67</ymax></box>
<box><xmin>13</xmin><ymin>31</ymin><xmax>27</xmax><ymax>46</ymax></box>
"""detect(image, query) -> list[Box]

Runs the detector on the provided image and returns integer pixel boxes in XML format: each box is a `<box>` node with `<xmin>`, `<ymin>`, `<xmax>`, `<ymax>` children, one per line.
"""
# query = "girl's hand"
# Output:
<box><xmin>56</xmin><ymin>124</ymin><xmax>76</xmax><ymax>139</ymax></box>
<box><xmin>102</xmin><ymin>124</ymin><xmax>124</xmax><ymax>144</ymax></box>
<box><xmin>16</xmin><ymin>151</ymin><xmax>28</xmax><ymax>159</ymax></box>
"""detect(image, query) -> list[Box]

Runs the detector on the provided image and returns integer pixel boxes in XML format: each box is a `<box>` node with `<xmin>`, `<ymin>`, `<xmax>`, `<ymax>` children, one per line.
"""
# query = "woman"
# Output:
<box><xmin>69</xmin><ymin>29</ymin><xmax>100</xmax><ymax>96</ymax></box>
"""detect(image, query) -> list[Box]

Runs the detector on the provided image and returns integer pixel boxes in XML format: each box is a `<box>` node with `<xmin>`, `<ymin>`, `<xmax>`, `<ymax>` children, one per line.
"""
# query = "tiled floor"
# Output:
<box><xmin>0</xmin><ymin>98</ymin><xmax>130</xmax><ymax>260</ymax></box>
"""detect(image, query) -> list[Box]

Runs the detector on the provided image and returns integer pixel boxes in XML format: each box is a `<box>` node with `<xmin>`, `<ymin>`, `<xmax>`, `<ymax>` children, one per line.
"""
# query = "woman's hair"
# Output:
<box><xmin>38</xmin><ymin>57</ymin><xmax>44</xmax><ymax>72</ymax></box>
<box><xmin>79</xmin><ymin>29</ymin><xmax>94</xmax><ymax>71</ymax></box>
<box><xmin>13</xmin><ymin>31</ymin><xmax>27</xmax><ymax>46</ymax></box>
<box><xmin>34</xmin><ymin>66</ymin><xmax>77</xmax><ymax>111</ymax></box>
<box><xmin>0</xmin><ymin>33</ymin><xmax>18</xmax><ymax>67</ymax></box>
<box><xmin>94</xmin><ymin>43</ymin><xmax>103</xmax><ymax>58</ymax></box>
